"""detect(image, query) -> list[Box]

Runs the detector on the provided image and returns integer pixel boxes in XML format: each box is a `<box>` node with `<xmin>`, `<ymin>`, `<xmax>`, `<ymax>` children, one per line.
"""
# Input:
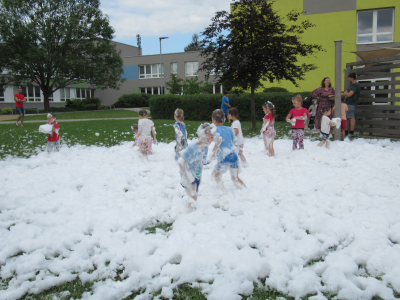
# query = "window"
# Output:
<box><xmin>359</xmin><ymin>78</ymin><xmax>391</xmax><ymax>104</ymax></box>
<box><xmin>357</xmin><ymin>9</ymin><xmax>394</xmax><ymax>44</ymax></box>
<box><xmin>60</xmin><ymin>88</ymin><xmax>71</xmax><ymax>102</ymax></box>
<box><xmin>139</xmin><ymin>64</ymin><xmax>164</xmax><ymax>79</ymax></box>
<box><xmin>140</xmin><ymin>87</ymin><xmax>162</xmax><ymax>95</ymax></box>
<box><xmin>0</xmin><ymin>88</ymin><xmax>4</xmax><ymax>101</ymax></box>
<box><xmin>16</xmin><ymin>86</ymin><xmax>41</xmax><ymax>102</ymax></box>
<box><xmin>76</xmin><ymin>88</ymin><xmax>94</xmax><ymax>100</ymax></box>
<box><xmin>185</xmin><ymin>62</ymin><xmax>198</xmax><ymax>76</ymax></box>
<box><xmin>171</xmin><ymin>63</ymin><xmax>177</xmax><ymax>74</ymax></box>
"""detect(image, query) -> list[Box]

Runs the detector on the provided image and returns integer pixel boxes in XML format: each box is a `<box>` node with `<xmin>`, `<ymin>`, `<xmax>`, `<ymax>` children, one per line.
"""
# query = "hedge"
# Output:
<box><xmin>149</xmin><ymin>92</ymin><xmax>312</xmax><ymax>122</ymax></box>
<box><xmin>113</xmin><ymin>93</ymin><xmax>150</xmax><ymax>108</ymax></box>
<box><xmin>66</xmin><ymin>97</ymin><xmax>101</xmax><ymax>111</ymax></box>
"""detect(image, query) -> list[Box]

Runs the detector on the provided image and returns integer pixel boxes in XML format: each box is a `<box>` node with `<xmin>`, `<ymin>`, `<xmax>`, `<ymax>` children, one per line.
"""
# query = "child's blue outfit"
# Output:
<box><xmin>221</xmin><ymin>96</ymin><xmax>229</xmax><ymax>116</ymax></box>
<box><xmin>174</xmin><ymin>122</ymin><xmax>188</xmax><ymax>161</ymax></box>
<box><xmin>181</xmin><ymin>143</ymin><xmax>204</xmax><ymax>192</ymax></box>
<box><xmin>214</xmin><ymin>126</ymin><xmax>238</xmax><ymax>173</ymax></box>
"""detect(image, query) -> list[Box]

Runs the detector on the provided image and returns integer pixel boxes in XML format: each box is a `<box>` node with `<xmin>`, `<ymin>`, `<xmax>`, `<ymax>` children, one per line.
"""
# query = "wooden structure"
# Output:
<box><xmin>345</xmin><ymin>55</ymin><xmax>400</xmax><ymax>139</ymax></box>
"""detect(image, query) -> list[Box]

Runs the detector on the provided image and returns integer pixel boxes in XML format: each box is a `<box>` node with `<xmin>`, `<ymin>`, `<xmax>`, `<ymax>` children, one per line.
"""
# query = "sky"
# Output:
<box><xmin>100</xmin><ymin>0</ymin><xmax>232</xmax><ymax>55</ymax></box>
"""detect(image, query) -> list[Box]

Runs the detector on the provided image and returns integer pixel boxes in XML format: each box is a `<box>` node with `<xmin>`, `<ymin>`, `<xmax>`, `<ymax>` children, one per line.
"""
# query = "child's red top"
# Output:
<box><xmin>48</xmin><ymin>121</ymin><xmax>60</xmax><ymax>141</ymax></box>
<box><xmin>289</xmin><ymin>108</ymin><xmax>308</xmax><ymax>129</ymax></box>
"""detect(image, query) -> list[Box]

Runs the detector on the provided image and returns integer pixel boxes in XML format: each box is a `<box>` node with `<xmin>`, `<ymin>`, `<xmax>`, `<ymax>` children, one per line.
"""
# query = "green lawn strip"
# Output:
<box><xmin>20</xmin><ymin>110</ymin><xmax>139</xmax><ymax>121</ymax></box>
<box><xmin>0</xmin><ymin>120</ymin><xmax>321</xmax><ymax>159</ymax></box>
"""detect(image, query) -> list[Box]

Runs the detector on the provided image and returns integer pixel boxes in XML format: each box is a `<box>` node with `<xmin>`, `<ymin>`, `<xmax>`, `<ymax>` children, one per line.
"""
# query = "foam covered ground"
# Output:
<box><xmin>1</xmin><ymin>137</ymin><xmax>400</xmax><ymax>300</ymax></box>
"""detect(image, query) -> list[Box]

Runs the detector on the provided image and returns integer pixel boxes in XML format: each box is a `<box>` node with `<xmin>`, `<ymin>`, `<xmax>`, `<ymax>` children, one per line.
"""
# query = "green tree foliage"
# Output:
<box><xmin>165</xmin><ymin>74</ymin><xmax>184</xmax><ymax>95</ymax></box>
<box><xmin>0</xmin><ymin>0</ymin><xmax>124</xmax><ymax>109</ymax></box>
<box><xmin>199</xmin><ymin>0</ymin><xmax>323</xmax><ymax>130</ymax></box>
<box><xmin>184</xmin><ymin>33</ymin><xmax>203</xmax><ymax>52</ymax></box>
<box><xmin>165</xmin><ymin>74</ymin><xmax>213</xmax><ymax>95</ymax></box>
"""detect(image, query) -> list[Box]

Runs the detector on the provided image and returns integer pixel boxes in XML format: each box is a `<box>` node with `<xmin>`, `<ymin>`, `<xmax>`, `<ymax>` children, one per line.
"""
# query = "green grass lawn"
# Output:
<box><xmin>0</xmin><ymin>119</ymin><xmax>321</xmax><ymax>159</ymax></box>
<box><xmin>10</xmin><ymin>110</ymin><xmax>140</xmax><ymax>121</ymax></box>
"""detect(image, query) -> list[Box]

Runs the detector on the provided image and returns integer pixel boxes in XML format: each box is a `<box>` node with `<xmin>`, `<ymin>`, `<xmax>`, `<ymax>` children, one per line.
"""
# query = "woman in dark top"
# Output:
<box><xmin>311</xmin><ymin>77</ymin><xmax>335</xmax><ymax>130</ymax></box>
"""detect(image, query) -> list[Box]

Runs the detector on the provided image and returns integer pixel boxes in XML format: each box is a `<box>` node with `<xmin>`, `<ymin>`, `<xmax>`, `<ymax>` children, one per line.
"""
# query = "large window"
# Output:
<box><xmin>0</xmin><ymin>88</ymin><xmax>4</xmax><ymax>101</ymax></box>
<box><xmin>140</xmin><ymin>87</ymin><xmax>163</xmax><ymax>95</ymax></box>
<box><xmin>76</xmin><ymin>88</ymin><xmax>95</xmax><ymax>99</ymax></box>
<box><xmin>16</xmin><ymin>86</ymin><xmax>41</xmax><ymax>102</ymax></box>
<box><xmin>60</xmin><ymin>88</ymin><xmax>71</xmax><ymax>102</ymax></box>
<box><xmin>185</xmin><ymin>62</ymin><xmax>198</xmax><ymax>76</ymax></box>
<box><xmin>357</xmin><ymin>9</ymin><xmax>394</xmax><ymax>44</ymax></box>
<box><xmin>171</xmin><ymin>63</ymin><xmax>177</xmax><ymax>74</ymax></box>
<box><xmin>139</xmin><ymin>64</ymin><xmax>164</xmax><ymax>79</ymax></box>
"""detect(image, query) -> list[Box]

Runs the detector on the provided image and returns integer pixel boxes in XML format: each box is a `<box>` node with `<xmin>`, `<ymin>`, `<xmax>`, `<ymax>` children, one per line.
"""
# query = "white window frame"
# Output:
<box><xmin>359</xmin><ymin>77</ymin><xmax>391</xmax><ymax>105</ymax></box>
<box><xmin>357</xmin><ymin>9</ymin><xmax>394</xmax><ymax>44</ymax></box>
<box><xmin>75</xmin><ymin>88</ymin><xmax>94</xmax><ymax>100</ymax></box>
<box><xmin>60</xmin><ymin>88</ymin><xmax>71</xmax><ymax>102</ymax></box>
<box><xmin>0</xmin><ymin>88</ymin><xmax>4</xmax><ymax>102</ymax></box>
<box><xmin>16</xmin><ymin>86</ymin><xmax>42</xmax><ymax>102</ymax></box>
<box><xmin>185</xmin><ymin>62</ymin><xmax>198</xmax><ymax>76</ymax></box>
<box><xmin>139</xmin><ymin>64</ymin><xmax>164</xmax><ymax>79</ymax></box>
<box><xmin>171</xmin><ymin>62</ymin><xmax>177</xmax><ymax>74</ymax></box>
<box><xmin>140</xmin><ymin>87</ymin><xmax>161</xmax><ymax>95</ymax></box>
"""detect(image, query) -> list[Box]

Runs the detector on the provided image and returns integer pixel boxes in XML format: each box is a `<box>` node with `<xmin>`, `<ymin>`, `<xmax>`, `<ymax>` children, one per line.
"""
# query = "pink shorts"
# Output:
<box><xmin>341</xmin><ymin>120</ymin><xmax>347</xmax><ymax>130</ymax></box>
<box><xmin>263</xmin><ymin>127</ymin><xmax>276</xmax><ymax>139</ymax></box>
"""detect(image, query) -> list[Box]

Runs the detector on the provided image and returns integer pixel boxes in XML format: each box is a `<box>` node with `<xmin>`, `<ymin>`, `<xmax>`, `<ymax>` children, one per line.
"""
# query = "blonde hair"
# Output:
<box><xmin>292</xmin><ymin>94</ymin><xmax>303</xmax><ymax>104</ymax></box>
<box><xmin>175</xmin><ymin>108</ymin><xmax>184</xmax><ymax>121</ymax></box>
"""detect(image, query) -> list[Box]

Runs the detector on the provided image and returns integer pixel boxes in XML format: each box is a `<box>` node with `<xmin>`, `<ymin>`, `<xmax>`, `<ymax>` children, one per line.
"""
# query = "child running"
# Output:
<box><xmin>211</xmin><ymin>109</ymin><xmax>246</xmax><ymax>192</ymax></box>
<box><xmin>174</xmin><ymin>108</ymin><xmax>188</xmax><ymax>161</ymax></box>
<box><xmin>131</xmin><ymin>124</ymin><xmax>139</xmax><ymax>148</ymax></box>
<box><xmin>286</xmin><ymin>94</ymin><xmax>308</xmax><ymax>150</ymax></box>
<box><xmin>227</xmin><ymin>107</ymin><xmax>247</xmax><ymax>166</ymax></box>
<box><xmin>261</xmin><ymin>101</ymin><xmax>276</xmax><ymax>156</ymax></box>
<box><xmin>318</xmin><ymin>105</ymin><xmax>336</xmax><ymax>148</ymax></box>
<box><xmin>46</xmin><ymin>113</ymin><xmax>60</xmax><ymax>153</ymax></box>
<box><xmin>178</xmin><ymin>123</ymin><xmax>216</xmax><ymax>201</ymax></box>
<box><xmin>137</xmin><ymin>109</ymin><xmax>156</xmax><ymax>156</ymax></box>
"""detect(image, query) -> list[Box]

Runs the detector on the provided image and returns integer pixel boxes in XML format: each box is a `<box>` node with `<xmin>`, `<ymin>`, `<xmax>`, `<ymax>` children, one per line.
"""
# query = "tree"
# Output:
<box><xmin>165</xmin><ymin>74</ymin><xmax>214</xmax><ymax>95</ymax></box>
<box><xmin>199</xmin><ymin>0</ymin><xmax>323</xmax><ymax>130</ymax></box>
<box><xmin>184</xmin><ymin>33</ymin><xmax>203</xmax><ymax>52</ymax></box>
<box><xmin>0</xmin><ymin>0</ymin><xmax>124</xmax><ymax>109</ymax></box>
<box><xmin>165</xmin><ymin>74</ymin><xmax>183</xmax><ymax>94</ymax></box>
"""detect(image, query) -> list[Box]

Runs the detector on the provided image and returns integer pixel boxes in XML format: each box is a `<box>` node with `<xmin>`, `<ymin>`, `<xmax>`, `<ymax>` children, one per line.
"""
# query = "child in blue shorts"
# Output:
<box><xmin>210</xmin><ymin>109</ymin><xmax>246</xmax><ymax>192</ymax></box>
<box><xmin>178</xmin><ymin>123</ymin><xmax>216</xmax><ymax>201</ymax></box>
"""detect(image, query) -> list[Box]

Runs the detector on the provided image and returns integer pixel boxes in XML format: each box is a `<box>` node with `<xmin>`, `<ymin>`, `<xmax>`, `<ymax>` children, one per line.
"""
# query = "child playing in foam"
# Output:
<box><xmin>46</xmin><ymin>113</ymin><xmax>60</xmax><ymax>153</ymax></box>
<box><xmin>137</xmin><ymin>109</ymin><xmax>156</xmax><ymax>156</ymax></box>
<box><xmin>286</xmin><ymin>94</ymin><xmax>308</xmax><ymax>150</ymax></box>
<box><xmin>227</xmin><ymin>107</ymin><xmax>247</xmax><ymax>166</ymax></box>
<box><xmin>210</xmin><ymin>109</ymin><xmax>246</xmax><ymax>192</ymax></box>
<box><xmin>318</xmin><ymin>105</ymin><xmax>336</xmax><ymax>149</ymax></box>
<box><xmin>174</xmin><ymin>108</ymin><xmax>188</xmax><ymax>161</ymax></box>
<box><xmin>261</xmin><ymin>101</ymin><xmax>276</xmax><ymax>156</ymax></box>
<box><xmin>131</xmin><ymin>124</ymin><xmax>139</xmax><ymax>148</ymax></box>
<box><xmin>178</xmin><ymin>123</ymin><xmax>216</xmax><ymax>201</ymax></box>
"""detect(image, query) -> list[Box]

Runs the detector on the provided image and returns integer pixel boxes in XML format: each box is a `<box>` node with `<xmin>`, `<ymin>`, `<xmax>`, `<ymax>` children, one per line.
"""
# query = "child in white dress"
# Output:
<box><xmin>137</xmin><ymin>109</ymin><xmax>156</xmax><ymax>156</ymax></box>
<box><xmin>228</xmin><ymin>107</ymin><xmax>247</xmax><ymax>166</ymax></box>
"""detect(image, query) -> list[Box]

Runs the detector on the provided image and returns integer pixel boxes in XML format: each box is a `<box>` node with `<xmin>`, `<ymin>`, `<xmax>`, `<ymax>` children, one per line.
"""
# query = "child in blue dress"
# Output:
<box><xmin>210</xmin><ymin>109</ymin><xmax>246</xmax><ymax>192</ymax></box>
<box><xmin>174</xmin><ymin>108</ymin><xmax>188</xmax><ymax>161</ymax></box>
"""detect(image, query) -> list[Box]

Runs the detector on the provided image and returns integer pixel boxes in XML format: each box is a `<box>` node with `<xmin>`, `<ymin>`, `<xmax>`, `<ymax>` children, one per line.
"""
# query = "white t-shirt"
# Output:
<box><xmin>309</xmin><ymin>104</ymin><xmax>317</xmax><ymax>116</ymax></box>
<box><xmin>138</xmin><ymin>118</ymin><xmax>155</xmax><ymax>135</ymax></box>
<box><xmin>321</xmin><ymin>115</ymin><xmax>331</xmax><ymax>134</ymax></box>
<box><xmin>231</xmin><ymin>120</ymin><xmax>244</xmax><ymax>145</ymax></box>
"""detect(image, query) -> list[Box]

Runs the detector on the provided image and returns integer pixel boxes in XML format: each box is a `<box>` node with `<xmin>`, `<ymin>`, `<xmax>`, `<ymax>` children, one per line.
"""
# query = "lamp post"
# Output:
<box><xmin>159</xmin><ymin>37</ymin><xmax>168</xmax><ymax>94</ymax></box>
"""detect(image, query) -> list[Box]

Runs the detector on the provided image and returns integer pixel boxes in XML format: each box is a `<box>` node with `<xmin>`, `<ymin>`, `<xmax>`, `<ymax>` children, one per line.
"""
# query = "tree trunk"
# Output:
<box><xmin>43</xmin><ymin>91</ymin><xmax>50</xmax><ymax>110</ymax></box>
<box><xmin>251</xmin><ymin>86</ymin><xmax>256</xmax><ymax>131</ymax></box>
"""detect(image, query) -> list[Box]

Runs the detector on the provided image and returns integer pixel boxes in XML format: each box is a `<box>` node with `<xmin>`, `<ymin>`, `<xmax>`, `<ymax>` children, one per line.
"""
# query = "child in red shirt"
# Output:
<box><xmin>47</xmin><ymin>113</ymin><xmax>60</xmax><ymax>152</ymax></box>
<box><xmin>286</xmin><ymin>94</ymin><xmax>308</xmax><ymax>150</ymax></box>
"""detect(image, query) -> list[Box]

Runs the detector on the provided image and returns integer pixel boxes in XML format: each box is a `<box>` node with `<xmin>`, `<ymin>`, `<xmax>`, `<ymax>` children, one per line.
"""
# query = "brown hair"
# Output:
<box><xmin>319</xmin><ymin>105</ymin><xmax>332</xmax><ymax>125</ymax></box>
<box><xmin>321</xmin><ymin>77</ymin><xmax>332</xmax><ymax>88</ymax></box>
<box><xmin>132</xmin><ymin>124</ymin><xmax>138</xmax><ymax>131</ymax></box>
<box><xmin>262</xmin><ymin>101</ymin><xmax>275</xmax><ymax>120</ymax></box>
<box><xmin>292</xmin><ymin>94</ymin><xmax>303</xmax><ymax>104</ymax></box>
<box><xmin>138</xmin><ymin>109</ymin><xmax>147</xmax><ymax>117</ymax></box>
<box><xmin>228</xmin><ymin>107</ymin><xmax>239</xmax><ymax>119</ymax></box>
<box><xmin>224</xmin><ymin>90</ymin><xmax>229</xmax><ymax>96</ymax></box>
<box><xmin>212</xmin><ymin>109</ymin><xmax>225</xmax><ymax>123</ymax></box>
<box><xmin>341</xmin><ymin>94</ymin><xmax>346</xmax><ymax>102</ymax></box>
<box><xmin>175</xmin><ymin>108</ymin><xmax>184</xmax><ymax>121</ymax></box>
<box><xmin>348</xmin><ymin>73</ymin><xmax>356</xmax><ymax>80</ymax></box>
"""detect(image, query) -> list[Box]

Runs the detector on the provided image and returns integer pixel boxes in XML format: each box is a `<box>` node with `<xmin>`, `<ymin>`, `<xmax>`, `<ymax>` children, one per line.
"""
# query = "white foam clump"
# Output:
<box><xmin>38</xmin><ymin>124</ymin><xmax>53</xmax><ymax>134</ymax></box>
<box><xmin>0</xmin><ymin>138</ymin><xmax>400</xmax><ymax>300</ymax></box>
<box><xmin>331</xmin><ymin>117</ymin><xmax>341</xmax><ymax>129</ymax></box>
<box><xmin>95</xmin><ymin>133</ymin><xmax>100</xmax><ymax>137</ymax></box>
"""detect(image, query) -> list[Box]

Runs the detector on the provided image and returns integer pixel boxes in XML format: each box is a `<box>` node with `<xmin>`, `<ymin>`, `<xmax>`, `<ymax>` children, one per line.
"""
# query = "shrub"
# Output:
<box><xmin>98</xmin><ymin>104</ymin><xmax>107</xmax><ymax>110</ymax></box>
<box><xmin>263</xmin><ymin>87</ymin><xmax>289</xmax><ymax>93</ymax></box>
<box><xmin>149</xmin><ymin>92</ymin><xmax>311</xmax><ymax>122</ymax></box>
<box><xmin>1</xmin><ymin>107</ymin><xmax>12</xmax><ymax>114</ymax></box>
<box><xmin>113</xmin><ymin>93</ymin><xmax>150</xmax><ymax>108</ymax></box>
<box><xmin>66</xmin><ymin>97</ymin><xmax>101</xmax><ymax>110</ymax></box>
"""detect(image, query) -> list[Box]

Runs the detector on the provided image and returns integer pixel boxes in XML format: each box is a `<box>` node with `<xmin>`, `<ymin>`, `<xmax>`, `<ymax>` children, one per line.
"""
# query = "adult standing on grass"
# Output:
<box><xmin>343</xmin><ymin>73</ymin><xmax>360</xmax><ymax>138</ymax></box>
<box><xmin>221</xmin><ymin>91</ymin><xmax>231</xmax><ymax>120</ymax></box>
<box><xmin>15</xmin><ymin>88</ymin><xmax>26</xmax><ymax>127</ymax></box>
<box><xmin>311</xmin><ymin>77</ymin><xmax>335</xmax><ymax>130</ymax></box>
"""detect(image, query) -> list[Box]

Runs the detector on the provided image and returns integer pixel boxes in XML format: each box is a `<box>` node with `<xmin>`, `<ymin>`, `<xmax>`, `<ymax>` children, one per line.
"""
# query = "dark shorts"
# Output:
<box><xmin>182</xmin><ymin>178</ymin><xmax>200</xmax><ymax>193</ymax></box>
<box><xmin>347</xmin><ymin>105</ymin><xmax>356</xmax><ymax>119</ymax></box>
<box><xmin>16</xmin><ymin>107</ymin><xmax>25</xmax><ymax>115</ymax></box>
<box><xmin>320</xmin><ymin>132</ymin><xmax>330</xmax><ymax>141</ymax></box>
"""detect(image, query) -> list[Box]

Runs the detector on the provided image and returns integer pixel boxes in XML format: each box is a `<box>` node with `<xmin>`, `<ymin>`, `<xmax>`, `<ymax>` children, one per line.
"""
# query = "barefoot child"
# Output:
<box><xmin>211</xmin><ymin>109</ymin><xmax>246</xmax><ymax>192</ymax></box>
<box><xmin>178</xmin><ymin>123</ymin><xmax>216</xmax><ymax>201</ymax></box>
<box><xmin>286</xmin><ymin>95</ymin><xmax>308</xmax><ymax>150</ymax></box>
<box><xmin>174</xmin><ymin>108</ymin><xmax>188</xmax><ymax>161</ymax></box>
<box><xmin>261</xmin><ymin>101</ymin><xmax>276</xmax><ymax>156</ymax></box>
<box><xmin>46</xmin><ymin>113</ymin><xmax>60</xmax><ymax>153</ymax></box>
<box><xmin>227</xmin><ymin>107</ymin><xmax>247</xmax><ymax>166</ymax></box>
<box><xmin>131</xmin><ymin>124</ymin><xmax>139</xmax><ymax>148</ymax></box>
<box><xmin>333</xmin><ymin>95</ymin><xmax>348</xmax><ymax>140</ymax></box>
<box><xmin>318</xmin><ymin>106</ymin><xmax>336</xmax><ymax>148</ymax></box>
<box><xmin>308</xmin><ymin>99</ymin><xmax>318</xmax><ymax>128</ymax></box>
<box><xmin>137</xmin><ymin>109</ymin><xmax>156</xmax><ymax>156</ymax></box>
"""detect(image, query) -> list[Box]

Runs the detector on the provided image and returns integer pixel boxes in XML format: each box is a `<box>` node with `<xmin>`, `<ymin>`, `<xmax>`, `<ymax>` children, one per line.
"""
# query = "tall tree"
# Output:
<box><xmin>199</xmin><ymin>0</ymin><xmax>323</xmax><ymax>130</ymax></box>
<box><xmin>0</xmin><ymin>0</ymin><xmax>124</xmax><ymax>109</ymax></box>
<box><xmin>184</xmin><ymin>33</ymin><xmax>203</xmax><ymax>52</ymax></box>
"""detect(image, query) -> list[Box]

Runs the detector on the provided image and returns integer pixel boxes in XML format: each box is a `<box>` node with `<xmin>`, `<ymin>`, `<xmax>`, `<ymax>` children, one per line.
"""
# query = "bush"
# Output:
<box><xmin>66</xmin><ymin>97</ymin><xmax>101</xmax><ymax>111</ymax></box>
<box><xmin>98</xmin><ymin>104</ymin><xmax>107</xmax><ymax>110</ymax></box>
<box><xmin>263</xmin><ymin>87</ymin><xmax>289</xmax><ymax>93</ymax></box>
<box><xmin>149</xmin><ymin>92</ymin><xmax>311</xmax><ymax>122</ymax></box>
<box><xmin>1</xmin><ymin>107</ymin><xmax>12</xmax><ymax>114</ymax></box>
<box><xmin>113</xmin><ymin>93</ymin><xmax>150</xmax><ymax>108</ymax></box>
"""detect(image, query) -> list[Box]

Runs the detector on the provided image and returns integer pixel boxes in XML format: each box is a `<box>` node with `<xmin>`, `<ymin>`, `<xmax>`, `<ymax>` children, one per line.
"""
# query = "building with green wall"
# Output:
<box><xmin>260</xmin><ymin>0</ymin><xmax>400</xmax><ymax>93</ymax></box>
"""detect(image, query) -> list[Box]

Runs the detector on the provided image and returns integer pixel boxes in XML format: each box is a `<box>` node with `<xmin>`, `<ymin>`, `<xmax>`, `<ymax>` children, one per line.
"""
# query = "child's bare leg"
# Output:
<box><xmin>325</xmin><ymin>141</ymin><xmax>330</xmax><ymax>149</ymax></box>
<box><xmin>230</xmin><ymin>168</ymin><xmax>246</xmax><ymax>189</ymax></box>
<box><xmin>239</xmin><ymin>152</ymin><xmax>247</xmax><ymax>163</ymax></box>
<box><xmin>263</xmin><ymin>138</ymin><xmax>269</xmax><ymax>152</ymax></box>
<box><xmin>268</xmin><ymin>138</ymin><xmax>275</xmax><ymax>156</ymax></box>
<box><xmin>317</xmin><ymin>141</ymin><xmax>325</xmax><ymax>147</ymax></box>
<box><xmin>212</xmin><ymin>170</ymin><xmax>226</xmax><ymax>192</ymax></box>
<box><xmin>186</xmin><ymin>185</ymin><xmax>198</xmax><ymax>201</ymax></box>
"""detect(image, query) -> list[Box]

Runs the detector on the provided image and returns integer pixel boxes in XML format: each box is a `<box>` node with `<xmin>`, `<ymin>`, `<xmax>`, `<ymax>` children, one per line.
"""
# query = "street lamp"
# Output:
<box><xmin>159</xmin><ymin>37</ymin><xmax>169</xmax><ymax>94</ymax></box>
